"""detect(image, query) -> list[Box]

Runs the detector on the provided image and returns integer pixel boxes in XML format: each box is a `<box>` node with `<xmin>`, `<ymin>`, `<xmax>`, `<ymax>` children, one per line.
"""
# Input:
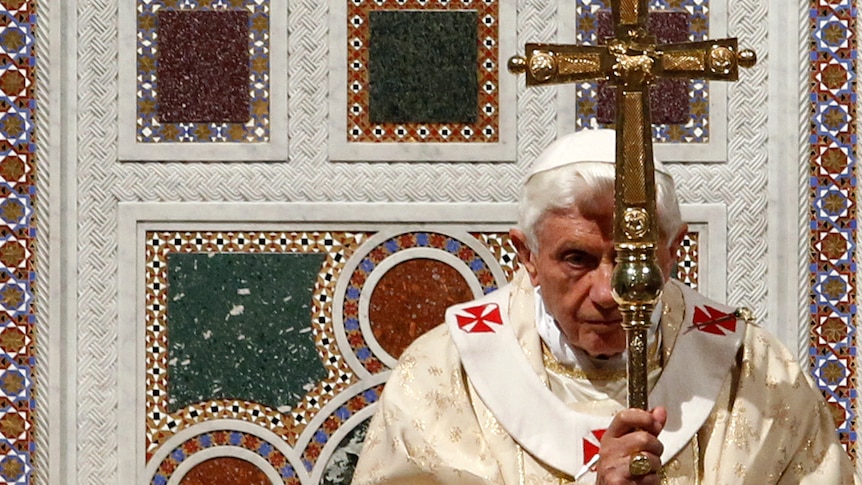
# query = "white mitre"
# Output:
<box><xmin>527</xmin><ymin>128</ymin><xmax>671</xmax><ymax>179</ymax></box>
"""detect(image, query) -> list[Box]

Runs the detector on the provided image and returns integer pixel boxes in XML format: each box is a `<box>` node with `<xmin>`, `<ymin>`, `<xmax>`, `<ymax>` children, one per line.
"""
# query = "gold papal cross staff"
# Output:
<box><xmin>508</xmin><ymin>0</ymin><xmax>756</xmax><ymax>410</ymax></box>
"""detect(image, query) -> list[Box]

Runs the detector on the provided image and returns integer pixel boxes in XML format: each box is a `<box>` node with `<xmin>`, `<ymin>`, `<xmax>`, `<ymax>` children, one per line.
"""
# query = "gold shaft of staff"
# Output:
<box><xmin>611</xmin><ymin>90</ymin><xmax>664</xmax><ymax>410</ymax></box>
<box><xmin>615</xmin><ymin>0</ymin><xmax>650</xmax><ymax>34</ymax></box>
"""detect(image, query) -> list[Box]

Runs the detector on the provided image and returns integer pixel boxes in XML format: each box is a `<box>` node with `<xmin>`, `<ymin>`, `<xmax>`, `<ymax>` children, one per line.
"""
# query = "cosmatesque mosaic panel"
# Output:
<box><xmin>142</xmin><ymin>229</ymin><xmax>699</xmax><ymax>483</ymax></box>
<box><xmin>0</xmin><ymin>0</ymin><xmax>35</xmax><ymax>483</ymax></box>
<box><xmin>808</xmin><ymin>0</ymin><xmax>858</xmax><ymax>459</ymax></box>
<box><xmin>575</xmin><ymin>0</ymin><xmax>711</xmax><ymax>143</ymax></box>
<box><xmin>19</xmin><ymin>0</ymin><xmax>862</xmax><ymax>483</ymax></box>
<box><xmin>346</xmin><ymin>0</ymin><xmax>500</xmax><ymax>143</ymax></box>
<box><xmin>136</xmin><ymin>0</ymin><xmax>271</xmax><ymax>143</ymax></box>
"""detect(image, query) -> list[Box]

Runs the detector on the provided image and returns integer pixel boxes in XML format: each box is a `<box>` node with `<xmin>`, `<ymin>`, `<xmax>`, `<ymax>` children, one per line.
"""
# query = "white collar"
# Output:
<box><xmin>534</xmin><ymin>285</ymin><xmax>662</xmax><ymax>370</ymax></box>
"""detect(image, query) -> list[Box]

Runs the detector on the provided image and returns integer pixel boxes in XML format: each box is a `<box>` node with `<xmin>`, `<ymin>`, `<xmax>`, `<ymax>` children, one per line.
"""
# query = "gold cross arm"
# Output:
<box><xmin>508</xmin><ymin>39</ymin><xmax>756</xmax><ymax>87</ymax></box>
<box><xmin>507</xmin><ymin>44</ymin><xmax>609</xmax><ymax>85</ymax></box>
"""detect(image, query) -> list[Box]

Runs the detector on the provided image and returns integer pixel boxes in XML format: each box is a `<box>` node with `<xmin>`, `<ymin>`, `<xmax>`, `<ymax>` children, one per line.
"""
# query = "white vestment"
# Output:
<box><xmin>353</xmin><ymin>270</ymin><xmax>859</xmax><ymax>484</ymax></box>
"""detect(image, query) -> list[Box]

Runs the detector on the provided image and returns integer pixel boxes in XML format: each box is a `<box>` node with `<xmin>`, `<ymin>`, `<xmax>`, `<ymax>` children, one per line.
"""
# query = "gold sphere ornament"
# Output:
<box><xmin>507</xmin><ymin>55</ymin><xmax>527</xmax><ymax>74</ymax></box>
<box><xmin>738</xmin><ymin>49</ymin><xmax>757</xmax><ymax>68</ymax></box>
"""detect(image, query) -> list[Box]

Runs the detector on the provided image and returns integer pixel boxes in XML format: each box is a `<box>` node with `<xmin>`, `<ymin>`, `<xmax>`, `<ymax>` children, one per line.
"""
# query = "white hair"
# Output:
<box><xmin>517</xmin><ymin>161</ymin><xmax>683</xmax><ymax>252</ymax></box>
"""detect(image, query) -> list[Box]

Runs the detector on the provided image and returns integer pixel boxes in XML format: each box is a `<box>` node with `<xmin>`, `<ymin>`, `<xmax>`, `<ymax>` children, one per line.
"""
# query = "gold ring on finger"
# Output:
<box><xmin>629</xmin><ymin>452</ymin><xmax>653</xmax><ymax>476</ymax></box>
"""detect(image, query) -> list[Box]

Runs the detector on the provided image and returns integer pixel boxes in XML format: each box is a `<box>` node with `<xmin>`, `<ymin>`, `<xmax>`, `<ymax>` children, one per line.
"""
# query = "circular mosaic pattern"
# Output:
<box><xmin>342</xmin><ymin>232</ymin><xmax>499</xmax><ymax>374</ymax></box>
<box><xmin>368</xmin><ymin>258</ymin><xmax>473</xmax><ymax>359</ymax></box>
<box><xmin>151</xmin><ymin>431</ymin><xmax>299</xmax><ymax>485</ymax></box>
<box><xmin>300</xmin><ymin>384</ymin><xmax>382</xmax><ymax>475</ymax></box>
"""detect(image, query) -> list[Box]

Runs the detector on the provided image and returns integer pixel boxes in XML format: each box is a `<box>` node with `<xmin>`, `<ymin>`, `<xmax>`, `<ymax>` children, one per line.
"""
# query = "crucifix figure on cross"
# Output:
<box><xmin>508</xmin><ymin>0</ymin><xmax>756</xmax><ymax>411</ymax></box>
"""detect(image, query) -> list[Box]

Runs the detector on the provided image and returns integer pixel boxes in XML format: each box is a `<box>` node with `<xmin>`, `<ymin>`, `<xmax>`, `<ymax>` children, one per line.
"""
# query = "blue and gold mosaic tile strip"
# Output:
<box><xmin>152</xmin><ymin>430</ymin><xmax>301</xmax><ymax>485</ymax></box>
<box><xmin>809</xmin><ymin>0</ymin><xmax>857</xmax><ymax>459</ymax></box>
<box><xmin>0</xmin><ymin>0</ymin><xmax>34</xmax><ymax>483</ymax></box>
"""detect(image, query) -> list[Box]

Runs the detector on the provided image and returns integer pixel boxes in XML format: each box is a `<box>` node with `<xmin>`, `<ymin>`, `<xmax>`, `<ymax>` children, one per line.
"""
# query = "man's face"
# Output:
<box><xmin>512</xmin><ymin>201</ymin><xmax>684</xmax><ymax>358</ymax></box>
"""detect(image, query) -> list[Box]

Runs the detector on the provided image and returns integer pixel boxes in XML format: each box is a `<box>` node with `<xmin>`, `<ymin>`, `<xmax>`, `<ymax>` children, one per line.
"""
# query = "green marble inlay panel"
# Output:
<box><xmin>368</xmin><ymin>10</ymin><xmax>478</xmax><ymax>124</ymax></box>
<box><xmin>166</xmin><ymin>253</ymin><xmax>327</xmax><ymax>413</ymax></box>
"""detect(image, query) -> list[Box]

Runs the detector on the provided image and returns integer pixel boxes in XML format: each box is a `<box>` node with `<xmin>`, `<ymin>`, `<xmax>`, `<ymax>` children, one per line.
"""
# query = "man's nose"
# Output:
<box><xmin>589</xmin><ymin>262</ymin><xmax>617</xmax><ymax>308</ymax></box>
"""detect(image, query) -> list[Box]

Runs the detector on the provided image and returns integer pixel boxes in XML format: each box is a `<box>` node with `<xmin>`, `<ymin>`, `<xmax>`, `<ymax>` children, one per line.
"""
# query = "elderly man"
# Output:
<box><xmin>352</xmin><ymin>130</ymin><xmax>859</xmax><ymax>484</ymax></box>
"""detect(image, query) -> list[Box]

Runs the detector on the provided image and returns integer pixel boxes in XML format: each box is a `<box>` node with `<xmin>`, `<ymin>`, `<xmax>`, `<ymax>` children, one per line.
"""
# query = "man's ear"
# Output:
<box><xmin>509</xmin><ymin>228</ymin><xmax>540</xmax><ymax>286</ymax></box>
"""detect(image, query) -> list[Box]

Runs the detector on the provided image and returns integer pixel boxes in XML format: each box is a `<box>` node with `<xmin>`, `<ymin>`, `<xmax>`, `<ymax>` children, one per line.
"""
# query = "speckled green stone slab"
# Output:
<box><xmin>166</xmin><ymin>253</ymin><xmax>327</xmax><ymax>413</ymax></box>
<box><xmin>368</xmin><ymin>10</ymin><xmax>478</xmax><ymax>124</ymax></box>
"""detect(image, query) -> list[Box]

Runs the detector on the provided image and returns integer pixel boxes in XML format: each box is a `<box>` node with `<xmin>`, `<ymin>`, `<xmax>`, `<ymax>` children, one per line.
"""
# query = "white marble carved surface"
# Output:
<box><xmin>36</xmin><ymin>0</ymin><xmax>812</xmax><ymax>483</ymax></box>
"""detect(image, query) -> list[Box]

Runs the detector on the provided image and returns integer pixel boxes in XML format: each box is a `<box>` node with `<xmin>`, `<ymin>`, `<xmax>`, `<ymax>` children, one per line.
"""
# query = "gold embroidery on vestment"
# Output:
<box><xmin>726</xmin><ymin>412</ymin><xmax>757</xmax><ymax>452</ymax></box>
<box><xmin>517</xmin><ymin>444</ymin><xmax>571</xmax><ymax>485</ymax></box>
<box><xmin>541</xmin><ymin>335</ymin><xmax>662</xmax><ymax>381</ymax></box>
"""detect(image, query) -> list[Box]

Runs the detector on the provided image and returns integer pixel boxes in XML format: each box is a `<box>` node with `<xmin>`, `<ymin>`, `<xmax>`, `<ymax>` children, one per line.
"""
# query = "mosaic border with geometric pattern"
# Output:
<box><xmin>0</xmin><ymin>0</ymin><xmax>36</xmax><ymax>483</ymax></box>
<box><xmin>808</xmin><ymin>0</ymin><xmax>858</xmax><ymax>459</ymax></box>
<box><xmin>144</xmin><ymin>232</ymin><xmax>367</xmax><ymax>457</ymax></box>
<box><xmin>142</xmin><ymin>229</ymin><xmax>516</xmax><ymax>480</ymax></box>
<box><xmin>138</xmin><ymin>227</ymin><xmax>699</xmax><ymax>483</ymax></box>
<box><xmin>346</xmin><ymin>0</ymin><xmax>499</xmax><ymax>143</ymax></box>
<box><xmin>136</xmin><ymin>0</ymin><xmax>271</xmax><ymax>144</ymax></box>
<box><xmin>150</xmin><ymin>430</ymin><xmax>299</xmax><ymax>485</ymax></box>
<box><xmin>328</xmin><ymin>0</ymin><xmax>516</xmax><ymax>162</ymax></box>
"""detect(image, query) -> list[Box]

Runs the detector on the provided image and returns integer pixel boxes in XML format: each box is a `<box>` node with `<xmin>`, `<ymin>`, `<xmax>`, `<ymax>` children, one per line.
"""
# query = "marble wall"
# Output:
<box><xmin>22</xmin><ymin>0</ymin><xmax>860</xmax><ymax>483</ymax></box>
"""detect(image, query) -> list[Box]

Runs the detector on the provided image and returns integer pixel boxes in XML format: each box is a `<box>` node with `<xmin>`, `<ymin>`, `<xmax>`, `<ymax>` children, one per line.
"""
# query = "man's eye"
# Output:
<box><xmin>563</xmin><ymin>252</ymin><xmax>593</xmax><ymax>266</ymax></box>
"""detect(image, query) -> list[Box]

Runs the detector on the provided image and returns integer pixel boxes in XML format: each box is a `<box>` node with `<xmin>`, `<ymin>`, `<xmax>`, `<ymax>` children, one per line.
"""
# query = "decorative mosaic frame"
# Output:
<box><xmin>151</xmin><ymin>431</ymin><xmax>299</xmax><ymax>485</ymax></box>
<box><xmin>808</xmin><ymin>0</ymin><xmax>858</xmax><ymax>459</ymax></box>
<box><xmin>117</xmin><ymin>202</ymin><xmax>721</xmax><ymax>484</ymax></box>
<box><xmin>118</xmin><ymin>0</ymin><xmax>288</xmax><ymax>161</ymax></box>
<box><xmin>138</xmin><ymin>228</ymin><xmax>511</xmax><ymax>483</ymax></box>
<box><xmin>574</xmin><ymin>0</ymin><xmax>710</xmax><ymax>143</ymax></box>
<box><xmin>328</xmin><ymin>0</ymin><xmax>517</xmax><ymax>161</ymax></box>
<box><xmin>117</xmin><ymin>202</ymin><xmax>514</xmax><ymax>482</ymax></box>
<box><xmin>143</xmin><ymin>227</ymin><xmax>702</xmax><ymax>482</ymax></box>
<box><xmin>346</xmin><ymin>0</ymin><xmax>499</xmax><ymax>144</ymax></box>
<box><xmin>0</xmin><ymin>0</ymin><xmax>36</xmax><ymax>483</ymax></box>
<box><xmin>143</xmin><ymin>231</ymin><xmax>369</xmax><ymax>456</ymax></box>
<box><xmin>136</xmin><ymin>1</ymin><xmax>270</xmax><ymax>144</ymax></box>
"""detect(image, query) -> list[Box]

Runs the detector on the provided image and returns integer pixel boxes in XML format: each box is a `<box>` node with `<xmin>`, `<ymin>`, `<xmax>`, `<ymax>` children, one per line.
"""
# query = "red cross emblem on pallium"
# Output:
<box><xmin>583</xmin><ymin>429</ymin><xmax>606</xmax><ymax>464</ymax></box>
<box><xmin>455</xmin><ymin>303</ymin><xmax>503</xmax><ymax>334</ymax></box>
<box><xmin>687</xmin><ymin>305</ymin><xmax>737</xmax><ymax>336</ymax></box>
